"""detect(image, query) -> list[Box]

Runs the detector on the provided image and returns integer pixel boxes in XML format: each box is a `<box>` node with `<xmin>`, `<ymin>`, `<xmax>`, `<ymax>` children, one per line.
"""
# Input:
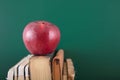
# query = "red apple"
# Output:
<box><xmin>23</xmin><ymin>21</ymin><xmax>60</xmax><ymax>55</ymax></box>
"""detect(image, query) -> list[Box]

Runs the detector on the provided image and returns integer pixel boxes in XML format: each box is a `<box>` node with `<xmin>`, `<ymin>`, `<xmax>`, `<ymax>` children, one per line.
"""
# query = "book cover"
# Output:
<box><xmin>52</xmin><ymin>49</ymin><xmax>64</xmax><ymax>80</ymax></box>
<box><xmin>29</xmin><ymin>56</ymin><xmax>52</xmax><ymax>80</ymax></box>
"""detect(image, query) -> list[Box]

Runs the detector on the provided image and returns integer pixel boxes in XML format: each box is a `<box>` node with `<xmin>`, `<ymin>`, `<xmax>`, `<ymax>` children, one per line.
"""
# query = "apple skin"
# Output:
<box><xmin>23</xmin><ymin>21</ymin><xmax>60</xmax><ymax>55</ymax></box>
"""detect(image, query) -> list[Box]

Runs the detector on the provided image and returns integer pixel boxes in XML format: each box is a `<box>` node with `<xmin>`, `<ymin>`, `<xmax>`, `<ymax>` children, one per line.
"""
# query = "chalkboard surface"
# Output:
<box><xmin>0</xmin><ymin>0</ymin><xmax>120</xmax><ymax>80</ymax></box>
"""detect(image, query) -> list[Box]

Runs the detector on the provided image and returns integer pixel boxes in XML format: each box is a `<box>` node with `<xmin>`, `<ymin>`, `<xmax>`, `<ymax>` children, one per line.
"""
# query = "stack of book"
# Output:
<box><xmin>7</xmin><ymin>49</ymin><xmax>75</xmax><ymax>80</ymax></box>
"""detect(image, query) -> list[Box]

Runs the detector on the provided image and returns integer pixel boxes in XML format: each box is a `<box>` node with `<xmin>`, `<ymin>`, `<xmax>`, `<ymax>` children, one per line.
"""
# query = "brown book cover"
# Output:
<box><xmin>29</xmin><ymin>56</ymin><xmax>52</xmax><ymax>80</ymax></box>
<box><xmin>52</xmin><ymin>49</ymin><xmax>64</xmax><ymax>80</ymax></box>
<box><xmin>66</xmin><ymin>59</ymin><xmax>75</xmax><ymax>80</ymax></box>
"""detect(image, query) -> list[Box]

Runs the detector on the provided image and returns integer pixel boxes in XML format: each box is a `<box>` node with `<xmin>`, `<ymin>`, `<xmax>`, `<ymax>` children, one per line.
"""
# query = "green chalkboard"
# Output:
<box><xmin>0</xmin><ymin>0</ymin><xmax>120</xmax><ymax>80</ymax></box>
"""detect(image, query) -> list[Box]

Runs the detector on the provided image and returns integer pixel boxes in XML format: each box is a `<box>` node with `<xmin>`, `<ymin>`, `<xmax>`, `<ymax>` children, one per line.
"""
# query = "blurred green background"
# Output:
<box><xmin>0</xmin><ymin>0</ymin><xmax>120</xmax><ymax>80</ymax></box>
